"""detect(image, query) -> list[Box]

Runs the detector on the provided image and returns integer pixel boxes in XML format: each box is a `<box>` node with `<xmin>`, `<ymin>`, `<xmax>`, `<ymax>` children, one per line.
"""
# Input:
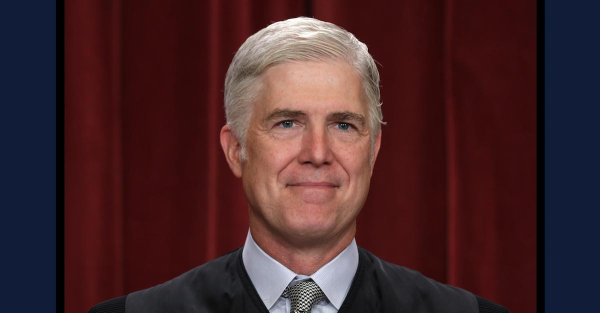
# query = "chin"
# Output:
<box><xmin>282</xmin><ymin>216</ymin><xmax>339</xmax><ymax>240</ymax></box>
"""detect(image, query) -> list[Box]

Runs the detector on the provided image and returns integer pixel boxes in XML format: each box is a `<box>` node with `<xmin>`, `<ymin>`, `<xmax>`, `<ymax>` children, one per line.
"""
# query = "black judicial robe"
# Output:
<box><xmin>90</xmin><ymin>247</ymin><xmax>510</xmax><ymax>313</ymax></box>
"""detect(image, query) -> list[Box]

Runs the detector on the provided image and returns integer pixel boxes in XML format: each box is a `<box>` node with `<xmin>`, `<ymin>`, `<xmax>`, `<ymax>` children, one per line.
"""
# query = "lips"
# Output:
<box><xmin>287</xmin><ymin>182</ymin><xmax>339</xmax><ymax>188</ymax></box>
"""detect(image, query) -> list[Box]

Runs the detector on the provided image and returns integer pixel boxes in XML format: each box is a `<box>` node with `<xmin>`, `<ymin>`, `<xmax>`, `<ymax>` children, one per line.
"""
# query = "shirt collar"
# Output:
<box><xmin>242</xmin><ymin>231</ymin><xmax>359</xmax><ymax>310</ymax></box>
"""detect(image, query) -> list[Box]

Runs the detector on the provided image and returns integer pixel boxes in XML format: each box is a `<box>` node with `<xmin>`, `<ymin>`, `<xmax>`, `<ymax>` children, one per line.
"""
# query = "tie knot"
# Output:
<box><xmin>282</xmin><ymin>280</ymin><xmax>325</xmax><ymax>313</ymax></box>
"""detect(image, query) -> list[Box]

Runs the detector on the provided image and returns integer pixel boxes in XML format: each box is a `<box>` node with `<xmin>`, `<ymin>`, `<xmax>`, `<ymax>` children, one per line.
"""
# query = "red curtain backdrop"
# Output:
<box><xmin>65</xmin><ymin>1</ymin><xmax>536</xmax><ymax>313</ymax></box>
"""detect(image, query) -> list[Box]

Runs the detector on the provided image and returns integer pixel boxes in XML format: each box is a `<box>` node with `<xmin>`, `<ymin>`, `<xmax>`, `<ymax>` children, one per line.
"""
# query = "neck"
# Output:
<box><xmin>249</xmin><ymin>221</ymin><xmax>356</xmax><ymax>275</ymax></box>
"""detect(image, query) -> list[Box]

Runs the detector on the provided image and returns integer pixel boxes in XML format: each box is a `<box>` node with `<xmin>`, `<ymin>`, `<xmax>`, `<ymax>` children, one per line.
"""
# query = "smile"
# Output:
<box><xmin>287</xmin><ymin>182</ymin><xmax>339</xmax><ymax>188</ymax></box>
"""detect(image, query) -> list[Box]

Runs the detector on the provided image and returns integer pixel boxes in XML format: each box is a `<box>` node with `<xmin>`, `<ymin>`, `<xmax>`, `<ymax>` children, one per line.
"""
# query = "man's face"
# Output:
<box><xmin>226</xmin><ymin>60</ymin><xmax>381</xmax><ymax>245</ymax></box>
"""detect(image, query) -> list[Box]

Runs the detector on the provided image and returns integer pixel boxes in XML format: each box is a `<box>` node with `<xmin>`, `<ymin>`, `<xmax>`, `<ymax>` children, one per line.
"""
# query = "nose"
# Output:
<box><xmin>298</xmin><ymin>125</ymin><xmax>334</xmax><ymax>166</ymax></box>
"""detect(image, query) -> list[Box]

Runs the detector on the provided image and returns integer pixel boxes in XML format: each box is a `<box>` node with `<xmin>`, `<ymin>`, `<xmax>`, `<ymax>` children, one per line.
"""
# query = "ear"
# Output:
<box><xmin>370</xmin><ymin>131</ymin><xmax>382</xmax><ymax>173</ymax></box>
<box><xmin>220</xmin><ymin>125</ymin><xmax>243</xmax><ymax>178</ymax></box>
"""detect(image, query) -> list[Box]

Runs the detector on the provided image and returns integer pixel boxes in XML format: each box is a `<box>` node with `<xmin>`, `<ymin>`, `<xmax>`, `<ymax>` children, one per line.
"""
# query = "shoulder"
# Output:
<box><xmin>88</xmin><ymin>296</ymin><xmax>126</xmax><ymax>313</ymax></box>
<box><xmin>474</xmin><ymin>295</ymin><xmax>511</xmax><ymax>313</ymax></box>
<box><xmin>88</xmin><ymin>248</ymin><xmax>242</xmax><ymax>313</ymax></box>
<box><xmin>357</xmin><ymin>247</ymin><xmax>510</xmax><ymax>313</ymax></box>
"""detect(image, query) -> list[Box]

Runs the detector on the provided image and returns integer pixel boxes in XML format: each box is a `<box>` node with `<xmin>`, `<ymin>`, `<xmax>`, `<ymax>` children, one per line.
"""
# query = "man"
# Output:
<box><xmin>90</xmin><ymin>17</ymin><xmax>509</xmax><ymax>313</ymax></box>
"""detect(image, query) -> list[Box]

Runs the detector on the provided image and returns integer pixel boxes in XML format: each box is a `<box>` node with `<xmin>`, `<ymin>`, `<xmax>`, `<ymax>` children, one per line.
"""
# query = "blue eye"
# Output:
<box><xmin>337</xmin><ymin>122</ymin><xmax>351</xmax><ymax>131</ymax></box>
<box><xmin>280</xmin><ymin>121</ymin><xmax>294</xmax><ymax>128</ymax></box>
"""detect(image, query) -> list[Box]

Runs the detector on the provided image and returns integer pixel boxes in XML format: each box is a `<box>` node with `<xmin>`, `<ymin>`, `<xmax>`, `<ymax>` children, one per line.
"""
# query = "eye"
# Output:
<box><xmin>336</xmin><ymin>122</ymin><xmax>352</xmax><ymax>131</ymax></box>
<box><xmin>280</xmin><ymin>120</ymin><xmax>295</xmax><ymax>128</ymax></box>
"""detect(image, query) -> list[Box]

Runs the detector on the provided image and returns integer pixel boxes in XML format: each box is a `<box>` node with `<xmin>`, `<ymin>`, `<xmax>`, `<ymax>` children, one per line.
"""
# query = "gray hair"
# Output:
<box><xmin>224</xmin><ymin>17</ymin><xmax>384</xmax><ymax>158</ymax></box>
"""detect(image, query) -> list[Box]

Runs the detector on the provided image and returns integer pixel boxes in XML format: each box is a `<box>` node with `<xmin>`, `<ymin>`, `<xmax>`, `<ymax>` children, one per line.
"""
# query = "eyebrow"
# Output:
<box><xmin>264</xmin><ymin>109</ymin><xmax>308</xmax><ymax>122</ymax></box>
<box><xmin>327</xmin><ymin>111</ymin><xmax>366</xmax><ymax>128</ymax></box>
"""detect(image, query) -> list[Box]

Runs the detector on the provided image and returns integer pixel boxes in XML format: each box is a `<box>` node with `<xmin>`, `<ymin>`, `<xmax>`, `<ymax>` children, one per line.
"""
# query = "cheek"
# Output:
<box><xmin>335</xmin><ymin>141</ymin><xmax>371</xmax><ymax>165</ymax></box>
<box><xmin>333</xmin><ymin>143</ymin><xmax>373</xmax><ymax>183</ymax></box>
<box><xmin>247</xmin><ymin>138</ymin><xmax>300</xmax><ymax>179</ymax></box>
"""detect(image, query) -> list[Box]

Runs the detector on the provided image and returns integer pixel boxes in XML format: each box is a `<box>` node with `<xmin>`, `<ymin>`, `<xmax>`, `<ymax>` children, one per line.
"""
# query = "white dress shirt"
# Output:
<box><xmin>242</xmin><ymin>232</ymin><xmax>359</xmax><ymax>313</ymax></box>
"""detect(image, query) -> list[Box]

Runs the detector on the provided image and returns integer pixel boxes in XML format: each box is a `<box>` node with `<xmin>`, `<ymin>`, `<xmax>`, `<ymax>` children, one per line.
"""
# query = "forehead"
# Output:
<box><xmin>254</xmin><ymin>61</ymin><xmax>367</xmax><ymax>117</ymax></box>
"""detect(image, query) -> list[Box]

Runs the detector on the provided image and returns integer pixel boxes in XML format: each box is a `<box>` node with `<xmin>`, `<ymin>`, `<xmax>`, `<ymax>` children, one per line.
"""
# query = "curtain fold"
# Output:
<box><xmin>65</xmin><ymin>1</ymin><xmax>125</xmax><ymax>312</ymax></box>
<box><xmin>65</xmin><ymin>1</ymin><xmax>536</xmax><ymax>313</ymax></box>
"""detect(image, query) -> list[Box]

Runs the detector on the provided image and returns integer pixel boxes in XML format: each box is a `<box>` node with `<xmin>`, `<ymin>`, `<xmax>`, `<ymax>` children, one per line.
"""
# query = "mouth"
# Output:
<box><xmin>287</xmin><ymin>182</ymin><xmax>339</xmax><ymax>188</ymax></box>
<box><xmin>285</xmin><ymin>182</ymin><xmax>339</xmax><ymax>203</ymax></box>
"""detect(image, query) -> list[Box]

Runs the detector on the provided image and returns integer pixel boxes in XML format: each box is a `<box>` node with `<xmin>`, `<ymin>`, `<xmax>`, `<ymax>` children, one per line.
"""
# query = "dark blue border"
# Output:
<box><xmin>0</xmin><ymin>1</ymin><xmax>57</xmax><ymax>312</ymax></box>
<box><xmin>57</xmin><ymin>0</ymin><xmax>65</xmax><ymax>312</ymax></box>
<box><xmin>537</xmin><ymin>1</ymin><xmax>545</xmax><ymax>312</ymax></box>
<box><xmin>545</xmin><ymin>0</ymin><xmax>600</xmax><ymax>312</ymax></box>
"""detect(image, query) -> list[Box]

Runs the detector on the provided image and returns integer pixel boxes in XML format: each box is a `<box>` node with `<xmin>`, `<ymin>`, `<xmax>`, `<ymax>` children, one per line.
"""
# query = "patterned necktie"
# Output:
<box><xmin>282</xmin><ymin>279</ymin><xmax>325</xmax><ymax>313</ymax></box>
